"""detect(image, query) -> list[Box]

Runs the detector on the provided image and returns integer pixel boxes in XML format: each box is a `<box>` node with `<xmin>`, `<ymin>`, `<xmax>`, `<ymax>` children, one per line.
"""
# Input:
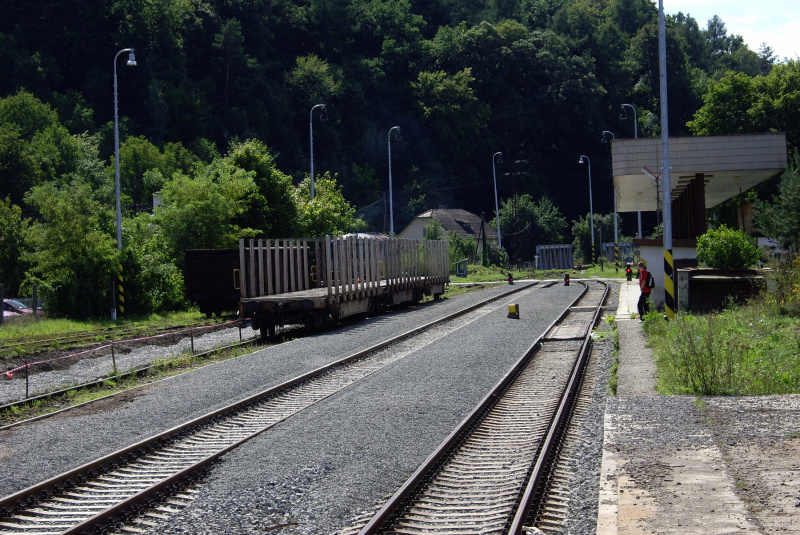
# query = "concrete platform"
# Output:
<box><xmin>598</xmin><ymin>280</ymin><xmax>761</xmax><ymax>534</ymax></box>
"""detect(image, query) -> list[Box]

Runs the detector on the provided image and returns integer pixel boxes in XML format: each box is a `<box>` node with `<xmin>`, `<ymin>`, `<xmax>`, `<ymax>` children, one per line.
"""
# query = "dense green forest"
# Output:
<box><xmin>1</xmin><ymin>0</ymin><xmax>797</xmax><ymax>318</ymax></box>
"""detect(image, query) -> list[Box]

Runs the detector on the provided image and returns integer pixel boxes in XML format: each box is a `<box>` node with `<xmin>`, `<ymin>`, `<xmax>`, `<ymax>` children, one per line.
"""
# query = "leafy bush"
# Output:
<box><xmin>696</xmin><ymin>226</ymin><xmax>759</xmax><ymax>269</ymax></box>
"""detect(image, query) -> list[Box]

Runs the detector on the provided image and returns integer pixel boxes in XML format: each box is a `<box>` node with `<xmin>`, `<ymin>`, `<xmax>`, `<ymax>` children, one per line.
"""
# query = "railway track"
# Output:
<box><xmin>0</xmin><ymin>281</ymin><xmax>547</xmax><ymax>535</ymax></box>
<box><xmin>0</xmin><ymin>319</ymin><xmax>236</xmax><ymax>359</ymax></box>
<box><xmin>354</xmin><ymin>280</ymin><xmax>608</xmax><ymax>535</ymax></box>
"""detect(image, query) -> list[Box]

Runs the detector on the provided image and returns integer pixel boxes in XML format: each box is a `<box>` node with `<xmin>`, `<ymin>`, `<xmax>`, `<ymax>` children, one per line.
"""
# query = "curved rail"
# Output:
<box><xmin>0</xmin><ymin>282</ymin><xmax>543</xmax><ymax>533</ymax></box>
<box><xmin>357</xmin><ymin>280</ymin><xmax>608</xmax><ymax>534</ymax></box>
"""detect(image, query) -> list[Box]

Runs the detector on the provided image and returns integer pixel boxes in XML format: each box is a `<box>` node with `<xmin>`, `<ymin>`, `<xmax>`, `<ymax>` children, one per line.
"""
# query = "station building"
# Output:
<box><xmin>611</xmin><ymin>132</ymin><xmax>787</xmax><ymax>310</ymax></box>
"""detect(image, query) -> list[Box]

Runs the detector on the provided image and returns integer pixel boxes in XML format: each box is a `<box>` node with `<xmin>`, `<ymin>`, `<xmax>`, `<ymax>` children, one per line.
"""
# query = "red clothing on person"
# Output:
<box><xmin>639</xmin><ymin>267</ymin><xmax>652</xmax><ymax>294</ymax></box>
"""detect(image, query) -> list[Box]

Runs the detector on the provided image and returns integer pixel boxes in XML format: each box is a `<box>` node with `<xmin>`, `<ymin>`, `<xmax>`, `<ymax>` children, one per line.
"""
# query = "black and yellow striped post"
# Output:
<box><xmin>663</xmin><ymin>249</ymin><xmax>675</xmax><ymax>319</ymax></box>
<box><xmin>615</xmin><ymin>242</ymin><xmax>619</xmax><ymax>272</ymax></box>
<box><xmin>117</xmin><ymin>263</ymin><xmax>125</xmax><ymax>318</ymax></box>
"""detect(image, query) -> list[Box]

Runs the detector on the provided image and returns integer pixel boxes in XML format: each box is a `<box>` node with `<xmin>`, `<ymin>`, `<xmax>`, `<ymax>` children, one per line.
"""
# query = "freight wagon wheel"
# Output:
<box><xmin>367</xmin><ymin>297</ymin><xmax>385</xmax><ymax>316</ymax></box>
<box><xmin>308</xmin><ymin>311</ymin><xmax>329</xmax><ymax>330</ymax></box>
<box><xmin>260</xmin><ymin>322</ymin><xmax>276</xmax><ymax>342</ymax></box>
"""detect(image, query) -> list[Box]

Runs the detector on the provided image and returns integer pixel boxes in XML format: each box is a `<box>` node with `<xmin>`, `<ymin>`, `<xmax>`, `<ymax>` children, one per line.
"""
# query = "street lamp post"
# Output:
<box><xmin>578</xmin><ymin>155</ymin><xmax>595</xmax><ymax>265</ymax></box>
<box><xmin>309</xmin><ymin>103</ymin><xmax>327</xmax><ymax>200</ymax></box>
<box><xmin>620</xmin><ymin>104</ymin><xmax>638</xmax><ymax>139</ymax></box>
<box><xmin>620</xmin><ymin>103</ymin><xmax>642</xmax><ymax>237</ymax></box>
<box><xmin>113</xmin><ymin>47</ymin><xmax>136</xmax><ymax>321</ymax></box>
<box><xmin>114</xmin><ymin>48</ymin><xmax>136</xmax><ymax>251</ymax></box>
<box><xmin>387</xmin><ymin>126</ymin><xmax>401</xmax><ymax>237</ymax></box>
<box><xmin>492</xmin><ymin>151</ymin><xmax>503</xmax><ymax>250</ymax></box>
<box><xmin>602</xmin><ymin>131</ymin><xmax>620</xmax><ymax>270</ymax></box>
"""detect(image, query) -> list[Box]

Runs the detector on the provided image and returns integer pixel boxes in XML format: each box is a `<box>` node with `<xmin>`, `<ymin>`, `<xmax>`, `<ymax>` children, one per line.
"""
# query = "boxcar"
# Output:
<box><xmin>184</xmin><ymin>249</ymin><xmax>240</xmax><ymax>318</ymax></box>
<box><xmin>237</xmin><ymin>235</ymin><xmax>449</xmax><ymax>340</ymax></box>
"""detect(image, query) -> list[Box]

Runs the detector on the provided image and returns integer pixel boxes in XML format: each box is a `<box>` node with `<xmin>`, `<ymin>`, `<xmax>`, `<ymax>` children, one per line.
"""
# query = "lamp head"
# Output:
<box><xmin>320</xmin><ymin>105</ymin><xmax>328</xmax><ymax>121</ymax></box>
<box><xmin>126</xmin><ymin>50</ymin><xmax>137</xmax><ymax>67</ymax></box>
<box><xmin>619</xmin><ymin>106</ymin><xmax>627</xmax><ymax>120</ymax></box>
<box><xmin>394</xmin><ymin>128</ymin><xmax>402</xmax><ymax>141</ymax></box>
<box><xmin>579</xmin><ymin>155</ymin><xmax>588</xmax><ymax>165</ymax></box>
<box><xmin>601</xmin><ymin>134</ymin><xmax>608</xmax><ymax>144</ymax></box>
<box><xmin>495</xmin><ymin>152</ymin><xmax>503</xmax><ymax>164</ymax></box>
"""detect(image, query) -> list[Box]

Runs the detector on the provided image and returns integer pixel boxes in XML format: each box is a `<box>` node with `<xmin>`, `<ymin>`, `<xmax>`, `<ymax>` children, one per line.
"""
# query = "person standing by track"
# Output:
<box><xmin>637</xmin><ymin>260</ymin><xmax>653</xmax><ymax>320</ymax></box>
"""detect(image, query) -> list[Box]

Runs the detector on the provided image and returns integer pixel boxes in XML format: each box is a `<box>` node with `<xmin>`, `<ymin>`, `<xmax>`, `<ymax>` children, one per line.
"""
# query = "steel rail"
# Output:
<box><xmin>0</xmin><ymin>337</ymin><xmax>259</xmax><ymax>430</ymax></box>
<box><xmin>0</xmin><ymin>281</ymin><xmax>541</xmax><ymax>532</ymax></box>
<box><xmin>357</xmin><ymin>281</ymin><xmax>594</xmax><ymax>534</ymax></box>
<box><xmin>507</xmin><ymin>280</ymin><xmax>609</xmax><ymax>534</ymax></box>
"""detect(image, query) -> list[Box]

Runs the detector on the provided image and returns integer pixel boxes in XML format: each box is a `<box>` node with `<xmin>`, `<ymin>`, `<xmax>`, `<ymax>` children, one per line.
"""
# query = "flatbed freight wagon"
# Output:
<box><xmin>237</xmin><ymin>235</ymin><xmax>449</xmax><ymax>340</ymax></box>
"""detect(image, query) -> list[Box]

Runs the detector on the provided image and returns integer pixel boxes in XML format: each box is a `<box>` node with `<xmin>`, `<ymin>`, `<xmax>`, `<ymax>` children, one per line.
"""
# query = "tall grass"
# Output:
<box><xmin>646</xmin><ymin>302</ymin><xmax>800</xmax><ymax>395</ymax></box>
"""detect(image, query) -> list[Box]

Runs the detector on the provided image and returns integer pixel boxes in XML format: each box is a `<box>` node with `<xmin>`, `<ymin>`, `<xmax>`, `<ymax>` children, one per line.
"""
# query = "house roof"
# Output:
<box><xmin>417</xmin><ymin>208</ymin><xmax>498</xmax><ymax>239</ymax></box>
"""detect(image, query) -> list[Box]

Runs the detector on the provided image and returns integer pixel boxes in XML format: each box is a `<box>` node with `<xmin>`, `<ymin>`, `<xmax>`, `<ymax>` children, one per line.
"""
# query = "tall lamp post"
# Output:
<box><xmin>578</xmin><ymin>155</ymin><xmax>595</xmax><ymax>265</ymax></box>
<box><xmin>620</xmin><ymin>103</ymin><xmax>642</xmax><ymax>238</ymax></box>
<box><xmin>113</xmin><ymin>47</ymin><xmax>136</xmax><ymax>320</ymax></box>
<box><xmin>602</xmin><ymin>131</ymin><xmax>620</xmax><ymax>270</ymax></box>
<box><xmin>620</xmin><ymin>104</ymin><xmax>638</xmax><ymax>138</ymax></box>
<box><xmin>387</xmin><ymin>126</ymin><xmax>402</xmax><ymax>237</ymax></box>
<box><xmin>309</xmin><ymin>103</ymin><xmax>327</xmax><ymax>200</ymax></box>
<box><xmin>492</xmin><ymin>151</ymin><xmax>503</xmax><ymax>250</ymax></box>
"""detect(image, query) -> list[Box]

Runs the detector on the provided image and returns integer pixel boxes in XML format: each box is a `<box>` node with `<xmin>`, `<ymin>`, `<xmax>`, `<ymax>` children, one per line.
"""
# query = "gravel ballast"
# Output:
<box><xmin>139</xmin><ymin>281</ymin><xmax>588</xmax><ymax>535</ymax></box>
<box><xmin>0</xmin><ymin>281</ymin><xmax>579</xmax><ymax>505</ymax></box>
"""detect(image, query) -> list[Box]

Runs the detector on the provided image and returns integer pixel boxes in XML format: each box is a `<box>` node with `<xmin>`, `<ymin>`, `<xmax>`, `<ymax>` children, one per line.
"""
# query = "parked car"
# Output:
<box><xmin>2</xmin><ymin>299</ymin><xmax>44</xmax><ymax>317</ymax></box>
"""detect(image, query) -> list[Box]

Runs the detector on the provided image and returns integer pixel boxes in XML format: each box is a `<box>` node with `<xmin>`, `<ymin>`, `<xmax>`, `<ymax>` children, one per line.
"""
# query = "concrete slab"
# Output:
<box><xmin>598</xmin><ymin>280</ymin><xmax>762</xmax><ymax>535</ymax></box>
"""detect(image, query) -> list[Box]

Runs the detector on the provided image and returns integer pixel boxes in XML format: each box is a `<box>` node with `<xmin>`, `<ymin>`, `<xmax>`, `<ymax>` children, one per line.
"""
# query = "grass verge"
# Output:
<box><xmin>644</xmin><ymin>302</ymin><xmax>800</xmax><ymax>395</ymax></box>
<box><xmin>0</xmin><ymin>310</ymin><xmax>207</xmax><ymax>343</ymax></box>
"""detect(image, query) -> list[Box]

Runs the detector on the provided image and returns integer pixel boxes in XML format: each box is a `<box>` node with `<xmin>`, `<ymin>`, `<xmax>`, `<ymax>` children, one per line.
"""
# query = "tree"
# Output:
<box><xmin>498</xmin><ymin>194</ymin><xmax>567</xmax><ymax>263</ymax></box>
<box><xmin>688</xmin><ymin>61</ymin><xmax>800</xmax><ymax>155</ymax></box>
<box><xmin>447</xmin><ymin>230</ymin><xmax>476</xmax><ymax>266</ymax></box>
<box><xmin>696</xmin><ymin>226</ymin><xmax>759</xmax><ymax>269</ymax></box>
<box><xmin>214</xmin><ymin>18</ymin><xmax>257</xmax><ymax>109</ymax></box>
<box><xmin>571</xmin><ymin>212</ymin><xmax>620</xmax><ymax>265</ymax></box>
<box><xmin>755</xmin><ymin>163</ymin><xmax>800</xmax><ymax>252</ymax></box>
<box><xmin>156</xmin><ymin>158</ymin><xmax>260</xmax><ymax>269</ymax></box>
<box><xmin>423</xmin><ymin>219</ymin><xmax>445</xmax><ymax>240</ymax></box>
<box><xmin>22</xmin><ymin>179</ymin><xmax>117</xmax><ymax>318</ymax></box>
<box><xmin>411</xmin><ymin>68</ymin><xmax>489</xmax><ymax>161</ymax></box>
<box><xmin>117</xmin><ymin>136</ymin><xmax>165</xmax><ymax>213</ymax></box>
<box><xmin>117</xmin><ymin>136</ymin><xmax>201</xmax><ymax>213</ymax></box>
<box><xmin>0</xmin><ymin>197</ymin><xmax>29</xmax><ymax>296</ymax></box>
<box><xmin>122</xmin><ymin>213</ymin><xmax>186</xmax><ymax>314</ymax></box>
<box><xmin>623</xmin><ymin>22</ymin><xmax>694</xmax><ymax>135</ymax></box>
<box><xmin>294</xmin><ymin>172</ymin><xmax>361</xmax><ymax>237</ymax></box>
<box><xmin>0</xmin><ymin>91</ymin><xmax>82</xmax><ymax>205</ymax></box>
<box><xmin>227</xmin><ymin>139</ymin><xmax>298</xmax><ymax>237</ymax></box>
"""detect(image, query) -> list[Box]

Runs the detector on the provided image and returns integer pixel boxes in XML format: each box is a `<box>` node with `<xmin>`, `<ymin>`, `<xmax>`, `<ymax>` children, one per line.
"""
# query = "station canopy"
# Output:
<box><xmin>611</xmin><ymin>133</ymin><xmax>787</xmax><ymax>213</ymax></box>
